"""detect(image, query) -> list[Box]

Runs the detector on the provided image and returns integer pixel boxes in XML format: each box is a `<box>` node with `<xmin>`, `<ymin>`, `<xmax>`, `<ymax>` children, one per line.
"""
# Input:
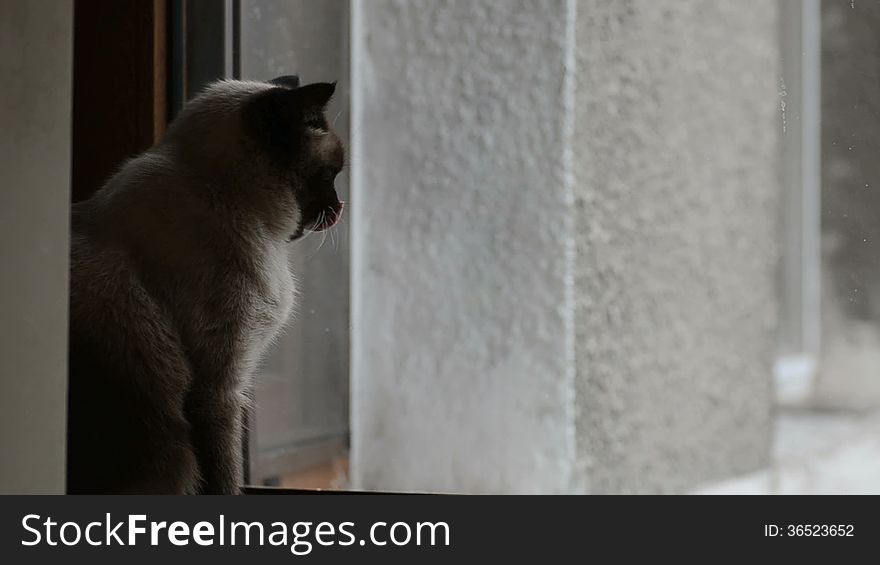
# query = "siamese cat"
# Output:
<box><xmin>67</xmin><ymin>76</ymin><xmax>344</xmax><ymax>494</ymax></box>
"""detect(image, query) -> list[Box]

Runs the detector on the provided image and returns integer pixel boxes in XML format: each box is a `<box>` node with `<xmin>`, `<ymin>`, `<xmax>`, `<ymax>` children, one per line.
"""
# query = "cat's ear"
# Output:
<box><xmin>269</xmin><ymin>74</ymin><xmax>301</xmax><ymax>89</ymax></box>
<box><xmin>294</xmin><ymin>82</ymin><xmax>336</xmax><ymax>111</ymax></box>
<box><xmin>245</xmin><ymin>81</ymin><xmax>337</xmax><ymax>160</ymax></box>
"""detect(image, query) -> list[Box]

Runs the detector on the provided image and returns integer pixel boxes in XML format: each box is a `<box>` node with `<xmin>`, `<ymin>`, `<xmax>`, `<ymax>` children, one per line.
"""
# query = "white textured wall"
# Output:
<box><xmin>573</xmin><ymin>0</ymin><xmax>779</xmax><ymax>493</ymax></box>
<box><xmin>352</xmin><ymin>0</ymin><xmax>577</xmax><ymax>493</ymax></box>
<box><xmin>0</xmin><ymin>0</ymin><xmax>72</xmax><ymax>493</ymax></box>
<box><xmin>352</xmin><ymin>0</ymin><xmax>779</xmax><ymax>493</ymax></box>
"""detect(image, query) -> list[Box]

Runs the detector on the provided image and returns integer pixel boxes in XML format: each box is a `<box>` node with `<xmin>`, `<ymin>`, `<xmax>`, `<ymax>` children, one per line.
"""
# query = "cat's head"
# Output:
<box><xmin>162</xmin><ymin>76</ymin><xmax>345</xmax><ymax>241</ymax></box>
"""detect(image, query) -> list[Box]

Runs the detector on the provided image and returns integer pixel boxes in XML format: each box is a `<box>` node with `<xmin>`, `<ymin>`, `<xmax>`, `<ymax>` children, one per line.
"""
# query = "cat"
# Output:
<box><xmin>67</xmin><ymin>76</ymin><xmax>344</xmax><ymax>494</ymax></box>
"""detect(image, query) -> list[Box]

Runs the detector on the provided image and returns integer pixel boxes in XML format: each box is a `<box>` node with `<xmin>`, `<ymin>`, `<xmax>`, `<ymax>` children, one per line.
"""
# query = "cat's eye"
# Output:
<box><xmin>305</xmin><ymin>116</ymin><xmax>328</xmax><ymax>132</ymax></box>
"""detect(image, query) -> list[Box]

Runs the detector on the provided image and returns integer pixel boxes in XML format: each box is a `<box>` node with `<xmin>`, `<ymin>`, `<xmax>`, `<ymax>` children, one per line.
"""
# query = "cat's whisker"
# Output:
<box><xmin>329</xmin><ymin>214</ymin><xmax>338</xmax><ymax>251</ymax></box>
<box><xmin>316</xmin><ymin>232</ymin><xmax>329</xmax><ymax>255</ymax></box>
<box><xmin>315</xmin><ymin>212</ymin><xmax>330</xmax><ymax>255</ymax></box>
<box><xmin>302</xmin><ymin>211</ymin><xmax>327</xmax><ymax>261</ymax></box>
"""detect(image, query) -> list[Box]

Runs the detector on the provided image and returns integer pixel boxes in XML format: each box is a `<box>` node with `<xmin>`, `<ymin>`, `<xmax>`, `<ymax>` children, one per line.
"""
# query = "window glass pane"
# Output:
<box><xmin>240</xmin><ymin>0</ymin><xmax>350</xmax><ymax>487</ymax></box>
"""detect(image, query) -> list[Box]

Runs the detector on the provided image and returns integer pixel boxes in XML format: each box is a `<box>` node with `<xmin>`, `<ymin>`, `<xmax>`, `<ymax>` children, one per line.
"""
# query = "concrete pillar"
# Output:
<box><xmin>351</xmin><ymin>0</ymin><xmax>578</xmax><ymax>494</ymax></box>
<box><xmin>572</xmin><ymin>0</ymin><xmax>779</xmax><ymax>493</ymax></box>
<box><xmin>0</xmin><ymin>0</ymin><xmax>72</xmax><ymax>493</ymax></box>
<box><xmin>352</xmin><ymin>0</ymin><xmax>779</xmax><ymax>493</ymax></box>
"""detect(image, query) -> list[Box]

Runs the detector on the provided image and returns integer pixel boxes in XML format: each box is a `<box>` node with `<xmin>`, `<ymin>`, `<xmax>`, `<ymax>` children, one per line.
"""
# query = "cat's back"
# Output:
<box><xmin>68</xmin><ymin>195</ymin><xmax>198</xmax><ymax>494</ymax></box>
<box><xmin>69</xmin><ymin>198</ymin><xmax>145</xmax><ymax>327</ymax></box>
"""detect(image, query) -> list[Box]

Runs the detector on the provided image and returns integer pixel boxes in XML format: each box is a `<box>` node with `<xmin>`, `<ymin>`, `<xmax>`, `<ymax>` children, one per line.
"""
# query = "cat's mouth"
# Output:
<box><xmin>289</xmin><ymin>201</ymin><xmax>344</xmax><ymax>242</ymax></box>
<box><xmin>309</xmin><ymin>200</ymin><xmax>344</xmax><ymax>232</ymax></box>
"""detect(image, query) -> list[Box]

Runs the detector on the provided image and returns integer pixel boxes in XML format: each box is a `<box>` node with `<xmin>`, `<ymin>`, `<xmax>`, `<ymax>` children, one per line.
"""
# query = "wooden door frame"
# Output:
<box><xmin>72</xmin><ymin>0</ymin><xmax>167</xmax><ymax>203</ymax></box>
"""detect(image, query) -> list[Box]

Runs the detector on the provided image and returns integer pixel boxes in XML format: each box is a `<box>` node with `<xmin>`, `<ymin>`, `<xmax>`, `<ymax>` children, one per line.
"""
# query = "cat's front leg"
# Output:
<box><xmin>186</xmin><ymin>384</ymin><xmax>244</xmax><ymax>495</ymax></box>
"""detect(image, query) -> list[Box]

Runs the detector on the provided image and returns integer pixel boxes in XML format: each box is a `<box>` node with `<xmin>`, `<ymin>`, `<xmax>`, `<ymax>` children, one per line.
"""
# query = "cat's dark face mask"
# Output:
<box><xmin>246</xmin><ymin>75</ymin><xmax>345</xmax><ymax>240</ymax></box>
